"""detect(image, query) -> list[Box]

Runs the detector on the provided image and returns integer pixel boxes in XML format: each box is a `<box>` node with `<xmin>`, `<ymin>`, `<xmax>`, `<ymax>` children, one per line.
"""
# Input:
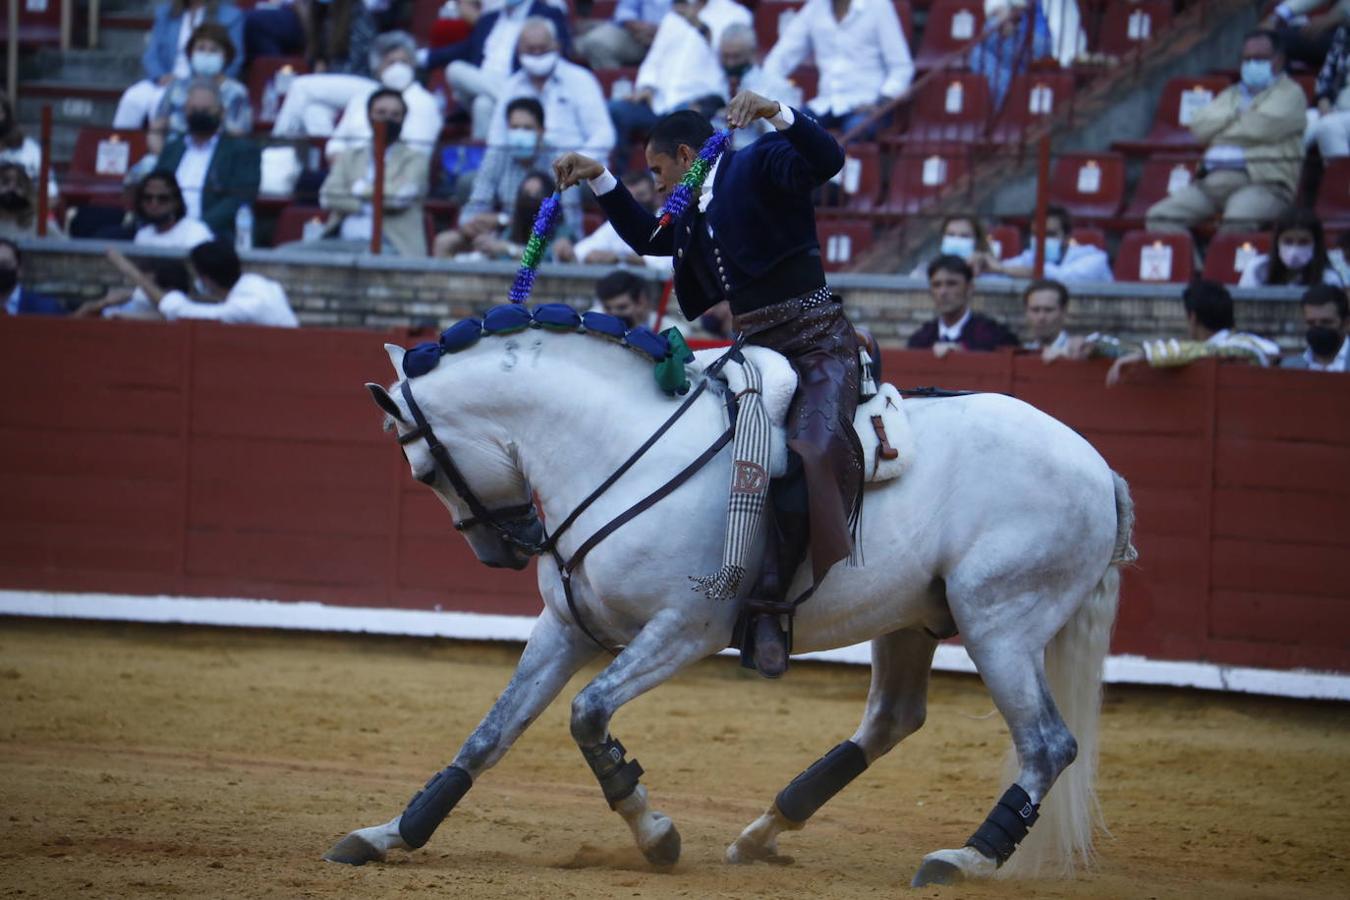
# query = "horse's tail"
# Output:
<box><xmin>1002</xmin><ymin>470</ymin><xmax>1133</xmax><ymax>878</ymax></box>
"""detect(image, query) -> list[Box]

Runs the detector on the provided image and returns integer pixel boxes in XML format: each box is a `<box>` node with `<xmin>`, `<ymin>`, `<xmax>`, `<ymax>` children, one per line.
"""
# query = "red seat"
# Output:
<box><xmin>1122</xmin><ymin>155</ymin><xmax>1201</xmax><ymax>222</ymax></box>
<box><xmin>1315</xmin><ymin>159</ymin><xmax>1350</xmax><ymax>227</ymax></box>
<box><xmin>1096</xmin><ymin>0</ymin><xmax>1172</xmax><ymax>58</ymax></box>
<box><xmin>817</xmin><ymin>219</ymin><xmax>874</xmax><ymax>271</ymax></box>
<box><xmin>272</xmin><ymin>205</ymin><xmax>327</xmax><ymax>246</ymax></box>
<box><xmin>1047</xmin><ymin>152</ymin><xmax>1125</xmax><ymax>220</ymax></box>
<box><xmin>411</xmin><ymin>0</ymin><xmax>473</xmax><ymax>47</ymax></box>
<box><xmin>591</xmin><ymin>66</ymin><xmax>640</xmax><ymax>101</ymax></box>
<box><xmin>988</xmin><ymin>223</ymin><xmax>1021</xmax><ymax>260</ymax></box>
<box><xmin>832</xmin><ymin>142</ymin><xmax>882</xmax><ymax>212</ymax></box>
<box><xmin>915</xmin><ymin>0</ymin><xmax>984</xmax><ymax>70</ymax></box>
<box><xmin>1112</xmin><ymin>75</ymin><xmax>1231</xmax><ymax>156</ymax></box>
<box><xmin>248</xmin><ymin>56</ymin><xmax>310</xmax><ymax>131</ymax></box>
<box><xmin>1069</xmin><ymin>226</ymin><xmax>1106</xmax><ymax>251</ymax></box>
<box><xmin>902</xmin><ymin>73</ymin><xmax>991</xmax><ymax>143</ymax></box>
<box><xmin>787</xmin><ymin>65</ymin><xmax>818</xmax><ymax>106</ymax></box>
<box><xmin>64</xmin><ymin>128</ymin><xmax>150</xmax><ymax>204</ymax></box>
<box><xmin>1113</xmin><ymin>230</ymin><xmax>1195</xmax><ymax>283</ymax></box>
<box><xmin>881</xmin><ymin>145</ymin><xmax>971</xmax><ymax>214</ymax></box>
<box><xmin>0</xmin><ymin>0</ymin><xmax>62</xmax><ymax>47</ymax></box>
<box><xmin>989</xmin><ymin>72</ymin><xmax>1075</xmax><ymax>144</ymax></box>
<box><xmin>1202</xmin><ymin>231</ymin><xmax>1272</xmax><ymax>285</ymax></box>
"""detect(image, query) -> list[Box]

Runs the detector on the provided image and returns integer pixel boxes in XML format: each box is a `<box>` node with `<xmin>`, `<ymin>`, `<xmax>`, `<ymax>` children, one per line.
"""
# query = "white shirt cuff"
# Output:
<box><xmin>770</xmin><ymin>104</ymin><xmax>795</xmax><ymax>130</ymax></box>
<box><xmin>588</xmin><ymin>169</ymin><xmax>618</xmax><ymax>196</ymax></box>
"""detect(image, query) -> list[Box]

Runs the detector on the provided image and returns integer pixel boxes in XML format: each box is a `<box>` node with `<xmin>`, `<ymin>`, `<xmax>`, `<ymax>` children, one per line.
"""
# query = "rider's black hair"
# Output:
<box><xmin>646</xmin><ymin>109</ymin><xmax>714</xmax><ymax>159</ymax></box>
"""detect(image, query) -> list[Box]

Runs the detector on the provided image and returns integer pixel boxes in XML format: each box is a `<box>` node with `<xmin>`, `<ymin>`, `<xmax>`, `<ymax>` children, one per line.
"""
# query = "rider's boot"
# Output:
<box><xmin>746</xmin><ymin>477</ymin><xmax>810</xmax><ymax>679</ymax></box>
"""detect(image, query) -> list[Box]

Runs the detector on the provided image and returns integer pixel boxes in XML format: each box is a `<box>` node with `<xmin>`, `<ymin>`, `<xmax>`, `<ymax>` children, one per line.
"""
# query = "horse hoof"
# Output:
<box><xmin>726</xmin><ymin>841</ymin><xmax>794</xmax><ymax>866</ymax></box>
<box><xmin>323</xmin><ymin>832</ymin><xmax>386</xmax><ymax>866</ymax></box>
<box><xmin>910</xmin><ymin>856</ymin><xmax>963</xmax><ymax>887</ymax></box>
<box><xmin>641</xmin><ymin>820</ymin><xmax>681</xmax><ymax>867</ymax></box>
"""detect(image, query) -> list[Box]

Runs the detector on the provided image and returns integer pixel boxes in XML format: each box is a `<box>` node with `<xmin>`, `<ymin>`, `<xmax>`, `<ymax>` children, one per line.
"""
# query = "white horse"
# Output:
<box><xmin>326</xmin><ymin>327</ymin><xmax>1136</xmax><ymax>886</ymax></box>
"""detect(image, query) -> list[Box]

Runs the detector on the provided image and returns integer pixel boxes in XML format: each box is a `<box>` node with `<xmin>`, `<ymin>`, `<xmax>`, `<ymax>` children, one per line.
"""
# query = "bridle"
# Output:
<box><xmin>391</xmin><ymin>339</ymin><xmax>745</xmax><ymax>653</ymax></box>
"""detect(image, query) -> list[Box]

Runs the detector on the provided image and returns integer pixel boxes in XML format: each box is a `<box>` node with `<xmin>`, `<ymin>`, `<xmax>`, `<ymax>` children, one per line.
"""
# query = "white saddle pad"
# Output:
<box><xmin>691</xmin><ymin>347</ymin><xmax>915</xmax><ymax>484</ymax></box>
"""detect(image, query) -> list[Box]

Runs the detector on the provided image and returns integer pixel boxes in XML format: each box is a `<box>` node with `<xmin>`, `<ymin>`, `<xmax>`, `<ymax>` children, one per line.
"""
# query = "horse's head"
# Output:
<box><xmin>366</xmin><ymin>344</ymin><xmax>543</xmax><ymax>571</ymax></box>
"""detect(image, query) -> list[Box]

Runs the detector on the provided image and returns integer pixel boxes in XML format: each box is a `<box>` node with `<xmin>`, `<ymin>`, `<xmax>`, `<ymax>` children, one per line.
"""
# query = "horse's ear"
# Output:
<box><xmin>384</xmin><ymin>343</ymin><xmax>406</xmax><ymax>376</ymax></box>
<box><xmin>365</xmin><ymin>383</ymin><xmax>405</xmax><ymax>423</ymax></box>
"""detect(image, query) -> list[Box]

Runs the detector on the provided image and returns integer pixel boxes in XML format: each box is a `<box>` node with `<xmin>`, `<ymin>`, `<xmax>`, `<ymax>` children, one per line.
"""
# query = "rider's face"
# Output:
<box><xmin>645</xmin><ymin>144</ymin><xmax>695</xmax><ymax>200</ymax></box>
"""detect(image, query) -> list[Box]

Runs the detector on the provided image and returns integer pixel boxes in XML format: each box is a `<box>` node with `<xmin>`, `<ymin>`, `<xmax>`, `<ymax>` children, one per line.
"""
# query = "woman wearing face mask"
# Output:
<box><xmin>1239</xmin><ymin>210</ymin><xmax>1344</xmax><ymax>288</ymax></box>
<box><xmin>908</xmin><ymin>214</ymin><xmax>992</xmax><ymax>277</ymax></box>
<box><xmin>148</xmin><ymin>24</ymin><xmax>253</xmax><ymax>155</ymax></box>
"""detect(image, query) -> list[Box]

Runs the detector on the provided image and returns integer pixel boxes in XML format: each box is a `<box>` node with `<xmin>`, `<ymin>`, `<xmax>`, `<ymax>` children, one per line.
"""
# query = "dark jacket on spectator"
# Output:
<box><xmin>154</xmin><ymin>134</ymin><xmax>260</xmax><ymax>242</ymax></box>
<box><xmin>907</xmin><ymin>312</ymin><xmax>1020</xmax><ymax>351</ymax></box>
<box><xmin>6</xmin><ymin>287</ymin><xmax>65</xmax><ymax>315</ymax></box>
<box><xmin>425</xmin><ymin>2</ymin><xmax>572</xmax><ymax>71</ymax></box>
<box><xmin>143</xmin><ymin>1</ymin><xmax>245</xmax><ymax>80</ymax></box>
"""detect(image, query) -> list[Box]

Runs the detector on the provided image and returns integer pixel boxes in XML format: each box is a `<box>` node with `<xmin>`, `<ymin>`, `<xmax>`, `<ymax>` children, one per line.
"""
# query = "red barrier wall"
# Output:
<box><xmin>2</xmin><ymin>318</ymin><xmax>1346</xmax><ymax>672</ymax></box>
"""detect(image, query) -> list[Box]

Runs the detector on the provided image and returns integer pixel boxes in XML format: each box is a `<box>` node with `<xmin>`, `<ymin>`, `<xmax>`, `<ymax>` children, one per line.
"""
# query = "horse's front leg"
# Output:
<box><xmin>570</xmin><ymin>608</ymin><xmax>723</xmax><ymax>867</ymax></box>
<box><xmin>323</xmin><ymin>609</ymin><xmax>598</xmax><ymax>865</ymax></box>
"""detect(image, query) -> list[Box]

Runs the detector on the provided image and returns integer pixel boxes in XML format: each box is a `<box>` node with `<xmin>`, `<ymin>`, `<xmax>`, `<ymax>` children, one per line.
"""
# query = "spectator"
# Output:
<box><xmin>154</xmin><ymin>80</ymin><xmax>260</xmax><ymax>242</ymax></box>
<box><xmin>0</xmin><ymin>93</ymin><xmax>57</xmax><ymax>200</ymax></box>
<box><xmin>1308</xmin><ymin>21</ymin><xmax>1350</xmax><ymax>158</ymax></box>
<box><xmin>456</xmin><ymin>170</ymin><xmax>562</xmax><ymax>260</ymax></box>
<box><xmin>971</xmin><ymin>1</ymin><xmax>1053</xmax><ymax>108</ymax></box>
<box><xmin>0</xmin><ymin>162</ymin><xmax>57</xmax><ymax>240</ymax></box>
<box><xmin>148</xmin><ymin>23</ymin><xmax>253</xmax><ymax>155</ymax></box>
<box><xmin>316</xmin><ymin>89</ymin><xmax>430</xmax><ymax>257</ymax></box>
<box><xmin>573</xmin><ymin>170</ymin><xmax>668</xmax><ymax>269</ymax></box>
<box><xmin>594</xmin><ymin>269</ymin><xmax>657</xmax><ymax>329</ymax></box>
<box><xmin>1239</xmin><ymin>209</ymin><xmax>1345</xmax><ymax>288</ymax></box>
<box><xmin>907</xmin><ymin>254</ymin><xmax>1020</xmax><ymax>355</ymax></box>
<box><xmin>76</xmin><ymin>172</ymin><xmax>213</xmax><ymax>318</ymax></box>
<box><xmin>979</xmin><ymin>205</ymin><xmax>1113</xmax><ymax>283</ymax></box>
<box><xmin>113</xmin><ymin>1</ymin><xmax>244</xmax><ymax>131</ymax></box>
<box><xmin>714</xmin><ymin>23</ymin><xmax>800</xmax><ymax>150</ymax></box>
<box><xmin>1264</xmin><ymin>0</ymin><xmax>1349</xmax><ymax>70</ymax></box>
<box><xmin>1106</xmin><ymin>280</ymin><xmax>1280</xmax><ymax>384</ymax></box>
<box><xmin>1021</xmin><ymin>277</ymin><xmax>1072</xmax><ymax>355</ymax></box>
<box><xmin>1146</xmin><ymin>30</ymin><xmax>1305</xmax><ymax>235</ymax></box>
<box><xmin>907</xmin><ymin>213</ymin><xmax>992</xmax><ymax>277</ymax></box>
<box><xmin>434</xmin><ymin>97</ymin><xmax>581</xmax><ymax>258</ymax></box>
<box><xmin>0</xmin><ymin>239</ymin><xmax>63</xmax><ymax>316</ymax></box>
<box><xmin>577</xmin><ymin>0</ymin><xmax>670</xmax><ymax>68</ymax></box>
<box><xmin>608</xmin><ymin>0</ymin><xmax>750</xmax><ymax>166</ymax></box>
<box><xmin>762</xmin><ymin>0</ymin><xmax>913</xmax><ymax>135</ymax></box>
<box><xmin>486</xmin><ymin>20</ymin><xmax>616</xmax><ymax>162</ymax></box>
<box><xmin>244</xmin><ymin>0</ymin><xmax>378</xmax><ymax>72</ymax></box>
<box><xmin>1281</xmin><ymin>283</ymin><xmax>1349</xmax><ymax>371</ymax></box>
<box><xmin>428</xmin><ymin>0</ymin><xmax>572</xmax><ymax>142</ymax></box>
<box><xmin>106</xmin><ymin>240</ymin><xmax>298</xmax><ymax>326</ymax></box>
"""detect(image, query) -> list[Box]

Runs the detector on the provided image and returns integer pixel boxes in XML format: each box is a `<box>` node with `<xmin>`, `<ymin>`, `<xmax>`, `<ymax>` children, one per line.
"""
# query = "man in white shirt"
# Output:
<box><xmin>978</xmin><ymin>205</ymin><xmax>1114</xmax><ymax>284</ymax></box>
<box><xmin>762</xmin><ymin>0</ymin><xmax>913</xmax><ymax>134</ymax></box>
<box><xmin>1281</xmin><ymin>284</ymin><xmax>1350</xmax><ymax>371</ymax></box>
<box><xmin>487</xmin><ymin>19</ymin><xmax>616</xmax><ymax>161</ymax></box>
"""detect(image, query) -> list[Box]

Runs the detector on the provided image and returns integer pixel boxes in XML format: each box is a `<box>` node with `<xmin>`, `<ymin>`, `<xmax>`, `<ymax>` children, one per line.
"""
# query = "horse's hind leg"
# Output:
<box><xmin>569</xmin><ymin>609</ymin><xmax>724</xmax><ymax>867</ymax></box>
<box><xmin>727</xmin><ymin>628</ymin><xmax>938</xmax><ymax>864</ymax></box>
<box><xmin>323</xmin><ymin>610</ymin><xmax>597</xmax><ymax>865</ymax></box>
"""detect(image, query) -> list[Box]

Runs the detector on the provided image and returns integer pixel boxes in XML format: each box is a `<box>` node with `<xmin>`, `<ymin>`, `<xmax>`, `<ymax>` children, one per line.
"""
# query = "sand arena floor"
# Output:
<box><xmin>0</xmin><ymin>619</ymin><xmax>1347</xmax><ymax>899</ymax></box>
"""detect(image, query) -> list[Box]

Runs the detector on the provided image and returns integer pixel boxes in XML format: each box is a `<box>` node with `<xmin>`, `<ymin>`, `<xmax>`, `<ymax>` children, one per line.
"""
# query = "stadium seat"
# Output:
<box><xmin>1113</xmin><ymin>230</ymin><xmax>1195</xmax><ymax>283</ymax></box>
<box><xmin>1315</xmin><ymin>159</ymin><xmax>1350</xmax><ymax>227</ymax></box>
<box><xmin>902</xmin><ymin>73</ymin><xmax>991</xmax><ymax>143</ymax></box>
<box><xmin>988</xmin><ymin>72</ymin><xmax>1075</xmax><ymax>145</ymax></box>
<box><xmin>827</xmin><ymin>142</ymin><xmax>882</xmax><ymax>212</ymax></box>
<box><xmin>988</xmin><ymin>223</ymin><xmax>1021</xmax><ymax>260</ymax></box>
<box><xmin>915</xmin><ymin>0</ymin><xmax>985</xmax><ymax>71</ymax></box>
<box><xmin>588</xmin><ymin>1</ymin><xmax>619</xmax><ymax>20</ymax></box>
<box><xmin>272</xmin><ymin>205</ymin><xmax>327</xmax><ymax>246</ymax></box>
<box><xmin>591</xmin><ymin>66</ymin><xmax>640</xmax><ymax>101</ymax></box>
<box><xmin>411</xmin><ymin>0</ymin><xmax>472</xmax><ymax>47</ymax></box>
<box><xmin>248</xmin><ymin>56</ymin><xmax>310</xmax><ymax>132</ymax></box>
<box><xmin>1047</xmin><ymin>152</ymin><xmax>1125</xmax><ymax>220</ymax></box>
<box><xmin>787</xmin><ymin>65</ymin><xmax>818</xmax><ymax>106</ymax></box>
<box><xmin>1202</xmin><ymin>231</ymin><xmax>1271</xmax><ymax>285</ymax></box>
<box><xmin>817</xmin><ymin>219</ymin><xmax>874</xmax><ymax>271</ymax></box>
<box><xmin>64</xmin><ymin>128</ymin><xmax>150</xmax><ymax>205</ymax></box>
<box><xmin>0</xmin><ymin>0</ymin><xmax>62</xmax><ymax>47</ymax></box>
<box><xmin>1122</xmin><ymin>156</ymin><xmax>1201</xmax><ymax>222</ymax></box>
<box><xmin>1112</xmin><ymin>75</ymin><xmax>1231</xmax><ymax>156</ymax></box>
<box><xmin>1069</xmin><ymin>226</ymin><xmax>1106</xmax><ymax>250</ymax></box>
<box><xmin>881</xmin><ymin>145</ymin><xmax>971</xmax><ymax>215</ymax></box>
<box><xmin>1095</xmin><ymin>0</ymin><xmax>1172</xmax><ymax>57</ymax></box>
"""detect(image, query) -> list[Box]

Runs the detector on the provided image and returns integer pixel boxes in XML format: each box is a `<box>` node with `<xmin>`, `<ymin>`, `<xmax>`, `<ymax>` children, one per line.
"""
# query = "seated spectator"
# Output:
<box><xmin>315</xmin><ymin>89</ymin><xmax>430</xmax><ymax>257</ymax></box>
<box><xmin>106</xmin><ymin>240</ymin><xmax>298</xmax><ymax>326</ymax></box>
<box><xmin>572</xmin><ymin>170</ymin><xmax>668</xmax><ymax>269</ymax></box>
<box><xmin>762</xmin><ymin>0</ymin><xmax>913</xmax><ymax>135</ymax></box>
<box><xmin>154</xmin><ymin>81</ymin><xmax>260</xmax><ymax>242</ymax></box>
<box><xmin>0</xmin><ymin>162</ymin><xmax>59</xmax><ymax>240</ymax></box>
<box><xmin>453</xmin><ymin>170</ymin><xmax>569</xmax><ymax>260</ymax></box>
<box><xmin>1106</xmin><ymin>280</ymin><xmax>1280</xmax><ymax>384</ymax></box>
<box><xmin>593</xmin><ymin>269</ymin><xmax>658</xmax><ymax>329</ymax></box>
<box><xmin>1146</xmin><ymin>30</ymin><xmax>1305</xmax><ymax>235</ymax></box>
<box><xmin>149</xmin><ymin>23</ymin><xmax>252</xmax><ymax>154</ymax></box>
<box><xmin>0</xmin><ymin>92</ymin><xmax>57</xmax><ymax>200</ymax></box>
<box><xmin>244</xmin><ymin>0</ymin><xmax>378</xmax><ymax>72</ymax></box>
<box><xmin>1281</xmin><ymin>283</ymin><xmax>1349</xmax><ymax>371</ymax></box>
<box><xmin>979</xmin><ymin>205</ymin><xmax>1113</xmax><ymax>283</ymax></box>
<box><xmin>907</xmin><ymin>254</ymin><xmax>1020</xmax><ymax>355</ymax></box>
<box><xmin>1239</xmin><ymin>209</ymin><xmax>1345</xmax><ymax>288</ymax></box>
<box><xmin>971</xmin><ymin>1</ymin><xmax>1053</xmax><ymax>108</ymax></box>
<box><xmin>1264</xmin><ymin>0</ymin><xmax>1348</xmax><ymax>70</ymax></box>
<box><xmin>427</xmin><ymin>0</ymin><xmax>572</xmax><ymax>142</ymax></box>
<box><xmin>113</xmin><ymin>1</ymin><xmax>244</xmax><ymax>131</ymax></box>
<box><xmin>0</xmin><ymin>238</ymin><xmax>63</xmax><ymax>316</ymax></box>
<box><xmin>907</xmin><ymin>213</ymin><xmax>993</xmax><ymax>277</ymax></box>
<box><xmin>434</xmin><ymin>97</ymin><xmax>580</xmax><ymax>258</ymax></box>
<box><xmin>486</xmin><ymin>20</ymin><xmax>615</xmax><ymax>162</ymax></box>
<box><xmin>714</xmin><ymin>23</ymin><xmax>800</xmax><ymax>150</ymax></box>
<box><xmin>577</xmin><ymin>0</ymin><xmax>670</xmax><ymax>68</ymax></box>
<box><xmin>75</xmin><ymin>172</ymin><xmax>213</xmax><ymax>318</ymax></box>
<box><xmin>608</xmin><ymin>0</ymin><xmax>749</xmax><ymax>166</ymax></box>
<box><xmin>1308</xmin><ymin>21</ymin><xmax>1350</xmax><ymax>158</ymax></box>
<box><xmin>1021</xmin><ymin>277</ymin><xmax>1073</xmax><ymax>356</ymax></box>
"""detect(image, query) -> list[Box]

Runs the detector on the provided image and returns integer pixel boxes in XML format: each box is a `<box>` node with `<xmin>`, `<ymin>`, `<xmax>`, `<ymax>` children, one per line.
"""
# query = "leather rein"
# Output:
<box><xmin>394</xmin><ymin>338</ymin><xmax>746</xmax><ymax>655</ymax></box>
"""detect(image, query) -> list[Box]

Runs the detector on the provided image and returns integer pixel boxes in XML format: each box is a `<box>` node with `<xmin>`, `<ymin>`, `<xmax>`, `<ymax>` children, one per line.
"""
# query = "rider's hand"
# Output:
<box><xmin>553</xmin><ymin>152</ymin><xmax>606</xmax><ymax>190</ymax></box>
<box><xmin>726</xmin><ymin>90</ymin><xmax>781</xmax><ymax>129</ymax></box>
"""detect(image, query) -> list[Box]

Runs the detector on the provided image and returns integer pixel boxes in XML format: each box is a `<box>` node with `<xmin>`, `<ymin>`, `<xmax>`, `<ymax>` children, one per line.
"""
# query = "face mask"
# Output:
<box><xmin>190</xmin><ymin>51</ymin><xmax>225</xmax><ymax>77</ymax></box>
<box><xmin>519</xmin><ymin>51</ymin><xmax>559</xmax><ymax>78</ymax></box>
<box><xmin>0</xmin><ymin>267</ymin><xmax>16</xmax><ymax>294</ymax></box>
<box><xmin>1278</xmin><ymin>243</ymin><xmax>1314</xmax><ymax>270</ymax></box>
<box><xmin>380</xmin><ymin>61</ymin><xmax>415</xmax><ymax>92</ymax></box>
<box><xmin>940</xmin><ymin>235</ymin><xmax>976</xmax><ymax>260</ymax></box>
<box><xmin>724</xmin><ymin>61</ymin><xmax>752</xmax><ymax>81</ymax></box>
<box><xmin>376</xmin><ymin>119</ymin><xmax>403</xmax><ymax>144</ymax></box>
<box><xmin>505</xmin><ymin>127</ymin><xmax>538</xmax><ymax>159</ymax></box>
<box><xmin>1031</xmin><ymin>236</ymin><xmax>1063</xmax><ymax>263</ymax></box>
<box><xmin>186</xmin><ymin>110</ymin><xmax>220</xmax><ymax>136</ymax></box>
<box><xmin>1241</xmin><ymin>59</ymin><xmax>1274</xmax><ymax>91</ymax></box>
<box><xmin>193</xmin><ymin>276</ymin><xmax>211</xmax><ymax>297</ymax></box>
<box><xmin>1307</xmin><ymin>325</ymin><xmax>1344</xmax><ymax>358</ymax></box>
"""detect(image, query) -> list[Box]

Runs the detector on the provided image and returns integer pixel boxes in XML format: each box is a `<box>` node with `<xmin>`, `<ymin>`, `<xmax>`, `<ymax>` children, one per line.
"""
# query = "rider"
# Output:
<box><xmin>554</xmin><ymin>91</ymin><xmax>863</xmax><ymax>678</ymax></box>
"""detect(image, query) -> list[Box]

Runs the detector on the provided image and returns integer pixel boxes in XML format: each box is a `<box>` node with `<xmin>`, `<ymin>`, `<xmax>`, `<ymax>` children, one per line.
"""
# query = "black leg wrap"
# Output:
<box><xmin>965</xmin><ymin>783</ymin><xmax>1040</xmax><ymax>866</ymax></box>
<box><xmin>775</xmin><ymin>740</ymin><xmax>868</xmax><ymax>824</ymax></box>
<box><xmin>580</xmin><ymin>736</ymin><xmax>644</xmax><ymax>810</ymax></box>
<box><xmin>397</xmin><ymin>765</ymin><xmax>473</xmax><ymax>849</ymax></box>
